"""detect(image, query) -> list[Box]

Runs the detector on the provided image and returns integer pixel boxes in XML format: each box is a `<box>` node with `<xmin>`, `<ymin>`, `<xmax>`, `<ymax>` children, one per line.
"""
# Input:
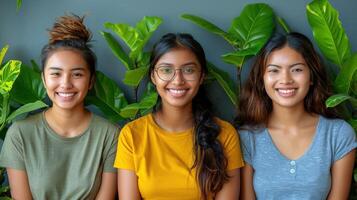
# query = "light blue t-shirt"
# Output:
<box><xmin>239</xmin><ymin>116</ymin><xmax>357</xmax><ymax>200</ymax></box>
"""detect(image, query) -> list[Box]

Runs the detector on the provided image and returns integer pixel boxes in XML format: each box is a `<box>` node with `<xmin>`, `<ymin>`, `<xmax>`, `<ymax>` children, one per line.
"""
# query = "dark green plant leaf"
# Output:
<box><xmin>137</xmin><ymin>52</ymin><xmax>151</xmax><ymax>69</ymax></box>
<box><xmin>123</xmin><ymin>66</ymin><xmax>149</xmax><ymax>87</ymax></box>
<box><xmin>181</xmin><ymin>14</ymin><xmax>231</xmax><ymax>42</ymax></box>
<box><xmin>334</xmin><ymin>53</ymin><xmax>357</xmax><ymax>94</ymax></box>
<box><xmin>7</xmin><ymin>100</ymin><xmax>48</xmax><ymax>123</ymax></box>
<box><xmin>120</xmin><ymin>88</ymin><xmax>158</xmax><ymax>118</ymax></box>
<box><xmin>221</xmin><ymin>48</ymin><xmax>257</xmax><ymax>66</ymax></box>
<box><xmin>348</xmin><ymin>119</ymin><xmax>357</xmax><ymax>134</ymax></box>
<box><xmin>228</xmin><ymin>3</ymin><xmax>275</xmax><ymax>53</ymax></box>
<box><xmin>104</xmin><ymin>23</ymin><xmax>141</xmax><ymax>53</ymax></box>
<box><xmin>325</xmin><ymin>93</ymin><xmax>352</xmax><ymax>108</ymax></box>
<box><xmin>11</xmin><ymin>64</ymin><xmax>46</xmax><ymax>104</ymax></box>
<box><xmin>0</xmin><ymin>60</ymin><xmax>21</xmax><ymax>94</ymax></box>
<box><xmin>0</xmin><ymin>45</ymin><xmax>9</xmax><ymax>66</ymax></box>
<box><xmin>307</xmin><ymin>0</ymin><xmax>351</xmax><ymax>67</ymax></box>
<box><xmin>207</xmin><ymin>62</ymin><xmax>237</xmax><ymax>105</ymax></box>
<box><xmin>86</xmin><ymin>71</ymin><xmax>127</xmax><ymax>121</ymax></box>
<box><xmin>30</xmin><ymin>59</ymin><xmax>41</xmax><ymax>73</ymax></box>
<box><xmin>101</xmin><ymin>31</ymin><xmax>133</xmax><ymax>70</ymax></box>
<box><xmin>136</xmin><ymin>16</ymin><xmax>162</xmax><ymax>50</ymax></box>
<box><xmin>277</xmin><ymin>16</ymin><xmax>291</xmax><ymax>33</ymax></box>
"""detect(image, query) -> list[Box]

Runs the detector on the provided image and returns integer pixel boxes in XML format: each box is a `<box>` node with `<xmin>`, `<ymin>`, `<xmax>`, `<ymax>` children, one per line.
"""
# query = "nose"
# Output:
<box><xmin>60</xmin><ymin>74</ymin><xmax>73</xmax><ymax>89</ymax></box>
<box><xmin>281</xmin><ymin>70</ymin><xmax>294</xmax><ymax>84</ymax></box>
<box><xmin>171</xmin><ymin>69</ymin><xmax>185</xmax><ymax>85</ymax></box>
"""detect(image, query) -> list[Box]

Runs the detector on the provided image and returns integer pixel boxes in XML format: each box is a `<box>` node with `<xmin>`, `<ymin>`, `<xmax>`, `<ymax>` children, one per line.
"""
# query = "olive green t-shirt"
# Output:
<box><xmin>0</xmin><ymin>112</ymin><xmax>119</xmax><ymax>200</ymax></box>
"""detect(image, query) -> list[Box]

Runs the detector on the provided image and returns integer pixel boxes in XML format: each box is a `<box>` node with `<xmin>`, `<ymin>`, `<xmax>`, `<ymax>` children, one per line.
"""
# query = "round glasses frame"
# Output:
<box><xmin>154</xmin><ymin>66</ymin><xmax>202</xmax><ymax>81</ymax></box>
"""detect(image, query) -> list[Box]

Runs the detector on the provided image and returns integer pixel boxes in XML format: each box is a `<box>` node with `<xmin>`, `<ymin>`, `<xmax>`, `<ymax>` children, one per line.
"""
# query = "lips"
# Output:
<box><xmin>56</xmin><ymin>92</ymin><xmax>76</xmax><ymax>100</ymax></box>
<box><xmin>167</xmin><ymin>88</ymin><xmax>188</xmax><ymax>97</ymax></box>
<box><xmin>276</xmin><ymin>88</ymin><xmax>296</xmax><ymax>97</ymax></box>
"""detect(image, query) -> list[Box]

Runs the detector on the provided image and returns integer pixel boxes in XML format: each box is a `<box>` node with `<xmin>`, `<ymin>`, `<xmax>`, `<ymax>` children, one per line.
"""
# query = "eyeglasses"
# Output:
<box><xmin>154</xmin><ymin>66</ymin><xmax>202</xmax><ymax>81</ymax></box>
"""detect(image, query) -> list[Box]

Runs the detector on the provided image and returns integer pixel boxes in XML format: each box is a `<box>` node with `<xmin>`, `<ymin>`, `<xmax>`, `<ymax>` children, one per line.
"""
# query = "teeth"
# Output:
<box><xmin>278</xmin><ymin>89</ymin><xmax>295</xmax><ymax>94</ymax></box>
<box><xmin>169</xmin><ymin>89</ymin><xmax>186</xmax><ymax>94</ymax></box>
<box><xmin>57</xmin><ymin>92</ymin><xmax>75</xmax><ymax>97</ymax></box>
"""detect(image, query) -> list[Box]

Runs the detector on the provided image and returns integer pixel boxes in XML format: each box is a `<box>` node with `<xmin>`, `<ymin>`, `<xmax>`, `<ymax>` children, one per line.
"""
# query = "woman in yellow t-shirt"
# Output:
<box><xmin>114</xmin><ymin>33</ymin><xmax>244</xmax><ymax>200</ymax></box>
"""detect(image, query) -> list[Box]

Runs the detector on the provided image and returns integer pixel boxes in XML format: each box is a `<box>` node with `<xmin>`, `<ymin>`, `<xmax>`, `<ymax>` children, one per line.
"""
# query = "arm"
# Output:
<box><xmin>215</xmin><ymin>168</ymin><xmax>240</xmax><ymax>200</ymax></box>
<box><xmin>7</xmin><ymin>168</ymin><xmax>33</xmax><ymax>200</ymax></box>
<box><xmin>95</xmin><ymin>172</ymin><xmax>117</xmax><ymax>200</ymax></box>
<box><xmin>240</xmin><ymin>164</ymin><xmax>256</xmax><ymax>200</ymax></box>
<box><xmin>327</xmin><ymin>149</ymin><xmax>356</xmax><ymax>200</ymax></box>
<box><xmin>118</xmin><ymin>169</ymin><xmax>141</xmax><ymax>200</ymax></box>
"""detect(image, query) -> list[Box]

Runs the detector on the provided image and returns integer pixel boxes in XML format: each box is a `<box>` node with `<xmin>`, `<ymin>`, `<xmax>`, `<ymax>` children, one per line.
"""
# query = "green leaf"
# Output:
<box><xmin>104</xmin><ymin>22</ymin><xmax>141</xmax><ymax>53</ymax></box>
<box><xmin>16</xmin><ymin>0</ymin><xmax>22</xmax><ymax>11</ymax></box>
<box><xmin>221</xmin><ymin>48</ymin><xmax>257</xmax><ymax>66</ymax></box>
<box><xmin>277</xmin><ymin>16</ymin><xmax>291</xmax><ymax>33</ymax></box>
<box><xmin>307</xmin><ymin>0</ymin><xmax>351</xmax><ymax>67</ymax></box>
<box><xmin>11</xmin><ymin>64</ymin><xmax>46</xmax><ymax>104</ymax></box>
<box><xmin>0</xmin><ymin>60</ymin><xmax>21</xmax><ymax>94</ymax></box>
<box><xmin>101</xmin><ymin>31</ymin><xmax>132</xmax><ymax>70</ymax></box>
<box><xmin>136</xmin><ymin>16</ymin><xmax>162</xmax><ymax>50</ymax></box>
<box><xmin>228</xmin><ymin>3</ymin><xmax>275</xmax><ymax>53</ymax></box>
<box><xmin>0</xmin><ymin>45</ymin><xmax>9</xmax><ymax>66</ymax></box>
<box><xmin>348</xmin><ymin>119</ymin><xmax>357</xmax><ymax>133</ymax></box>
<box><xmin>120</xmin><ymin>87</ymin><xmax>158</xmax><ymax>118</ymax></box>
<box><xmin>123</xmin><ymin>66</ymin><xmax>149</xmax><ymax>87</ymax></box>
<box><xmin>325</xmin><ymin>94</ymin><xmax>352</xmax><ymax>108</ymax></box>
<box><xmin>30</xmin><ymin>59</ymin><xmax>41</xmax><ymax>73</ymax></box>
<box><xmin>334</xmin><ymin>53</ymin><xmax>357</xmax><ymax>94</ymax></box>
<box><xmin>207</xmin><ymin>62</ymin><xmax>237</xmax><ymax>105</ymax></box>
<box><xmin>181</xmin><ymin>14</ymin><xmax>229</xmax><ymax>39</ymax></box>
<box><xmin>137</xmin><ymin>52</ymin><xmax>151</xmax><ymax>69</ymax></box>
<box><xmin>86</xmin><ymin>71</ymin><xmax>127</xmax><ymax>122</ymax></box>
<box><xmin>7</xmin><ymin>100</ymin><xmax>48</xmax><ymax>123</ymax></box>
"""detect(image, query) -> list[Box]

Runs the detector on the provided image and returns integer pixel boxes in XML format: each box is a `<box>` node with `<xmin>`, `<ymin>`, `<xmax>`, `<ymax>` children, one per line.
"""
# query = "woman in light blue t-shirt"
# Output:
<box><xmin>236</xmin><ymin>32</ymin><xmax>356</xmax><ymax>200</ymax></box>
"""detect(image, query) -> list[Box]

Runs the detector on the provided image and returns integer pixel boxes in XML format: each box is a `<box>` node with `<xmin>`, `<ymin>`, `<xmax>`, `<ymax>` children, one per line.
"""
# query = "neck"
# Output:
<box><xmin>154</xmin><ymin>103</ymin><xmax>194</xmax><ymax>132</ymax></box>
<box><xmin>269</xmin><ymin>104</ymin><xmax>314</xmax><ymax>128</ymax></box>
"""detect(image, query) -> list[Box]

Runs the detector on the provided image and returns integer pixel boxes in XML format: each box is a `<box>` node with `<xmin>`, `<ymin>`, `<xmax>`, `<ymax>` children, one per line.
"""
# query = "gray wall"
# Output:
<box><xmin>0</xmin><ymin>0</ymin><xmax>356</xmax><ymax>121</ymax></box>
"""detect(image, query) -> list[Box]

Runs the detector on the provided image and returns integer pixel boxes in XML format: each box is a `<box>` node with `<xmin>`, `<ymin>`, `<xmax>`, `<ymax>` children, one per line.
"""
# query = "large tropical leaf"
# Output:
<box><xmin>0</xmin><ymin>60</ymin><xmax>21</xmax><ymax>94</ymax></box>
<box><xmin>277</xmin><ymin>16</ymin><xmax>291</xmax><ymax>33</ymax></box>
<box><xmin>307</xmin><ymin>0</ymin><xmax>351</xmax><ymax>67</ymax></box>
<box><xmin>0</xmin><ymin>45</ymin><xmax>9</xmax><ymax>66</ymax></box>
<box><xmin>207</xmin><ymin>62</ymin><xmax>237</xmax><ymax>105</ymax></box>
<box><xmin>135</xmin><ymin>16</ymin><xmax>162</xmax><ymax>51</ymax></box>
<box><xmin>101</xmin><ymin>31</ymin><xmax>132</xmax><ymax>70</ymax></box>
<box><xmin>221</xmin><ymin>48</ymin><xmax>257</xmax><ymax>67</ymax></box>
<box><xmin>7</xmin><ymin>100</ymin><xmax>48</xmax><ymax>123</ymax></box>
<box><xmin>123</xmin><ymin>66</ymin><xmax>149</xmax><ymax>87</ymax></box>
<box><xmin>180</xmin><ymin>14</ymin><xmax>232</xmax><ymax>42</ymax></box>
<box><xmin>86</xmin><ymin>71</ymin><xmax>127</xmax><ymax>122</ymax></box>
<box><xmin>325</xmin><ymin>93</ymin><xmax>352</xmax><ymax>108</ymax></box>
<box><xmin>104</xmin><ymin>23</ymin><xmax>141</xmax><ymax>53</ymax></box>
<box><xmin>11</xmin><ymin>64</ymin><xmax>46</xmax><ymax>104</ymax></box>
<box><xmin>228</xmin><ymin>3</ymin><xmax>274</xmax><ymax>53</ymax></box>
<box><xmin>334</xmin><ymin>53</ymin><xmax>357</xmax><ymax>94</ymax></box>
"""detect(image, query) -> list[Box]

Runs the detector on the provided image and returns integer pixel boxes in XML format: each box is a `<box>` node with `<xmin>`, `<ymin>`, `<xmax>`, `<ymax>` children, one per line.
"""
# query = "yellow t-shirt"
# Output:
<box><xmin>114</xmin><ymin>113</ymin><xmax>244</xmax><ymax>200</ymax></box>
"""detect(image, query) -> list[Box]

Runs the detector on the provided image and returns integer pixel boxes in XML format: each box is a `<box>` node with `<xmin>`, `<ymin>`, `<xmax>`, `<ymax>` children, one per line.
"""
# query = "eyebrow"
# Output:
<box><xmin>48</xmin><ymin>67</ymin><xmax>86</xmax><ymax>71</ymax></box>
<box><xmin>157</xmin><ymin>62</ymin><xmax>198</xmax><ymax>66</ymax></box>
<box><xmin>266</xmin><ymin>63</ymin><xmax>306</xmax><ymax>68</ymax></box>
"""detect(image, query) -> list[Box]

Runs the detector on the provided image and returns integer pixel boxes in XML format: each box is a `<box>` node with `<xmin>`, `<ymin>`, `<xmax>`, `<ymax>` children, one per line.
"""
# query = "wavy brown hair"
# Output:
<box><xmin>41</xmin><ymin>14</ymin><xmax>96</xmax><ymax>77</ymax></box>
<box><xmin>149</xmin><ymin>33</ymin><xmax>229</xmax><ymax>199</ymax></box>
<box><xmin>236</xmin><ymin>32</ymin><xmax>338</xmax><ymax>128</ymax></box>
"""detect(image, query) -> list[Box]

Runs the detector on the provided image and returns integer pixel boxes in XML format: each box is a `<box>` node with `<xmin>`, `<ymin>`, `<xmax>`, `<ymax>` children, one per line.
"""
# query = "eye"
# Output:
<box><xmin>158</xmin><ymin>66</ymin><xmax>173</xmax><ymax>74</ymax></box>
<box><xmin>292</xmin><ymin>68</ymin><xmax>303</xmax><ymax>72</ymax></box>
<box><xmin>49</xmin><ymin>72</ymin><xmax>60</xmax><ymax>77</ymax></box>
<box><xmin>73</xmin><ymin>72</ymin><xmax>84</xmax><ymax>78</ymax></box>
<box><xmin>182</xmin><ymin>66</ymin><xmax>196</xmax><ymax>74</ymax></box>
<box><xmin>267</xmin><ymin>68</ymin><xmax>279</xmax><ymax>73</ymax></box>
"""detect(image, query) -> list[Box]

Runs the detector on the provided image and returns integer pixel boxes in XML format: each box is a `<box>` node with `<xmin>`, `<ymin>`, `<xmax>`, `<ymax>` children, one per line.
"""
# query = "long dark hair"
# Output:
<box><xmin>149</xmin><ymin>33</ymin><xmax>229</xmax><ymax>199</ymax></box>
<box><xmin>237</xmin><ymin>32</ymin><xmax>338</xmax><ymax>128</ymax></box>
<box><xmin>41</xmin><ymin>14</ymin><xmax>96</xmax><ymax>79</ymax></box>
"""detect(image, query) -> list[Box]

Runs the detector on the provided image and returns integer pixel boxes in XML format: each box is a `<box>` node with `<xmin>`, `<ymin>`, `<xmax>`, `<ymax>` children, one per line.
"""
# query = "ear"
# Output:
<box><xmin>151</xmin><ymin>71</ymin><xmax>156</xmax><ymax>85</ymax></box>
<box><xmin>41</xmin><ymin>73</ymin><xmax>47</xmax><ymax>88</ymax></box>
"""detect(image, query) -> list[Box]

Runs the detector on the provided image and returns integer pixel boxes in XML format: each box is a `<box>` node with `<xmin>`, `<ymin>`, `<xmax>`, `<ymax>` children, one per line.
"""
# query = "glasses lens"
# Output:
<box><xmin>157</xmin><ymin>66</ymin><xmax>174</xmax><ymax>81</ymax></box>
<box><xmin>156</xmin><ymin>66</ymin><xmax>201</xmax><ymax>81</ymax></box>
<box><xmin>182</xmin><ymin>66</ymin><xmax>199</xmax><ymax>81</ymax></box>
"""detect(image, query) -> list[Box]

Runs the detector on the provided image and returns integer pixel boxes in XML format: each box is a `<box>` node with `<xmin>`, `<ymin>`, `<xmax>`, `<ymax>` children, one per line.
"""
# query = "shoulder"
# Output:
<box><xmin>7</xmin><ymin>112</ymin><xmax>43</xmax><ymax>136</ymax></box>
<box><xmin>214</xmin><ymin>117</ymin><xmax>239</xmax><ymax>144</ymax></box>
<box><xmin>91</xmin><ymin>113</ymin><xmax>119</xmax><ymax>131</ymax></box>
<box><xmin>119</xmin><ymin>114</ymin><xmax>152</xmax><ymax>138</ymax></box>
<box><xmin>319</xmin><ymin>116</ymin><xmax>355</xmax><ymax>138</ymax></box>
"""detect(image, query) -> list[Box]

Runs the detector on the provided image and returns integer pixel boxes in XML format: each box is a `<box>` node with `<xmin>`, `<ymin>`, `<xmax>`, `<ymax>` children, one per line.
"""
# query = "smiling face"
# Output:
<box><xmin>42</xmin><ymin>49</ymin><xmax>93</xmax><ymax>111</ymax></box>
<box><xmin>151</xmin><ymin>47</ymin><xmax>204</xmax><ymax>110</ymax></box>
<box><xmin>263</xmin><ymin>45</ymin><xmax>311</xmax><ymax>110</ymax></box>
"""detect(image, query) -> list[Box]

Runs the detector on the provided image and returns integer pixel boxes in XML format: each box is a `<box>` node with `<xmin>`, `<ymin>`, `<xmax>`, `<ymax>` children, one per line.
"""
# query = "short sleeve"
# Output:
<box><xmin>103</xmin><ymin>128</ymin><xmax>119</xmax><ymax>173</ymax></box>
<box><xmin>333</xmin><ymin>121</ymin><xmax>357</xmax><ymax>161</ymax></box>
<box><xmin>239</xmin><ymin>130</ymin><xmax>254</xmax><ymax>165</ymax></box>
<box><xmin>219</xmin><ymin>122</ymin><xmax>244</xmax><ymax>170</ymax></box>
<box><xmin>0</xmin><ymin>123</ymin><xmax>26</xmax><ymax>170</ymax></box>
<box><xmin>114</xmin><ymin>125</ymin><xmax>135</xmax><ymax>170</ymax></box>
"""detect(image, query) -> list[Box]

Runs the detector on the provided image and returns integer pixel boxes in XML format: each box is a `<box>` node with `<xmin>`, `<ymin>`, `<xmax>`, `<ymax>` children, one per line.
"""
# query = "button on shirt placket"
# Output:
<box><xmin>289</xmin><ymin>160</ymin><xmax>296</xmax><ymax>178</ymax></box>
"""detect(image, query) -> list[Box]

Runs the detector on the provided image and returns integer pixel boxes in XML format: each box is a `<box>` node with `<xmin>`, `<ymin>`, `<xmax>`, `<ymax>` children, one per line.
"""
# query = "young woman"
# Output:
<box><xmin>115</xmin><ymin>33</ymin><xmax>244</xmax><ymax>200</ymax></box>
<box><xmin>237</xmin><ymin>32</ymin><xmax>357</xmax><ymax>200</ymax></box>
<box><xmin>0</xmin><ymin>15</ymin><xmax>118</xmax><ymax>199</ymax></box>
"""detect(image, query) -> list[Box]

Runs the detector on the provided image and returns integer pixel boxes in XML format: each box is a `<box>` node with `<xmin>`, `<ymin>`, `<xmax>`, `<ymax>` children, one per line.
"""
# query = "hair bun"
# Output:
<box><xmin>48</xmin><ymin>14</ymin><xmax>91</xmax><ymax>44</ymax></box>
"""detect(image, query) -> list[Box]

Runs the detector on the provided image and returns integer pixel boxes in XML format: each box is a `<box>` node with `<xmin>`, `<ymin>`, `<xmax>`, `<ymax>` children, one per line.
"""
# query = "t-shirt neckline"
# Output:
<box><xmin>148</xmin><ymin>113</ymin><xmax>193</xmax><ymax>137</ymax></box>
